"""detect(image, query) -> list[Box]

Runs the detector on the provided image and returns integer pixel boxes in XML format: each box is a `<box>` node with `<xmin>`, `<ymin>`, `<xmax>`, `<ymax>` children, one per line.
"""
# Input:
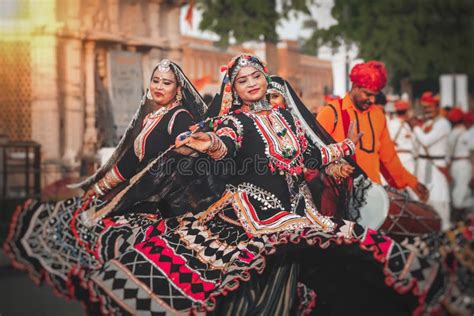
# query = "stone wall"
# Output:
<box><xmin>0</xmin><ymin>0</ymin><xmax>184</xmax><ymax>189</ymax></box>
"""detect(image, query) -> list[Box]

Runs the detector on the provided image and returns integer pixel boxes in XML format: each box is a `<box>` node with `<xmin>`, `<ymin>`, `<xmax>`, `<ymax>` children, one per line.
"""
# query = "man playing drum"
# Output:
<box><xmin>317</xmin><ymin>61</ymin><xmax>429</xmax><ymax>204</ymax></box>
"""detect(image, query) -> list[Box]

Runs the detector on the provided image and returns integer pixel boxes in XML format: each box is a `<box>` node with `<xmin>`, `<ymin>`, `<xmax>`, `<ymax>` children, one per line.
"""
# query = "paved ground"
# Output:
<box><xmin>0</xmin><ymin>250</ymin><xmax>83</xmax><ymax>316</ymax></box>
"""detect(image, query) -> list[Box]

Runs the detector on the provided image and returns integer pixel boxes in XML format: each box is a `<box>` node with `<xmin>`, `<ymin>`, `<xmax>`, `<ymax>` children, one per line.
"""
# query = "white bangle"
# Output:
<box><xmin>94</xmin><ymin>183</ymin><xmax>105</xmax><ymax>196</ymax></box>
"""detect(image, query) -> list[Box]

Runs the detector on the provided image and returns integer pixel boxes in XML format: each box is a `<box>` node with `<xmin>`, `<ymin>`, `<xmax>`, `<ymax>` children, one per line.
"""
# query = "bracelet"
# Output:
<box><xmin>324</xmin><ymin>162</ymin><xmax>343</xmax><ymax>182</ymax></box>
<box><xmin>102</xmin><ymin>178</ymin><xmax>112</xmax><ymax>191</ymax></box>
<box><xmin>94</xmin><ymin>183</ymin><xmax>105</xmax><ymax>196</ymax></box>
<box><xmin>101</xmin><ymin>166</ymin><xmax>125</xmax><ymax>191</ymax></box>
<box><xmin>206</xmin><ymin>132</ymin><xmax>220</xmax><ymax>153</ymax></box>
<box><xmin>205</xmin><ymin>132</ymin><xmax>227</xmax><ymax>160</ymax></box>
<box><xmin>343</xmin><ymin>138</ymin><xmax>356</xmax><ymax>156</ymax></box>
<box><xmin>327</xmin><ymin>144</ymin><xmax>342</xmax><ymax>162</ymax></box>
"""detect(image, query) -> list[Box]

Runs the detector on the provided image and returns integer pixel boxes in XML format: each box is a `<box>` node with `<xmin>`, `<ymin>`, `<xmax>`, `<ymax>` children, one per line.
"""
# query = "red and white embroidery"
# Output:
<box><xmin>213</xmin><ymin>115</ymin><xmax>244</xmax><ymax>153</ymax></box>
<box><xmin>319</xmin><ymin>139</ymin><xmax>355</xmax><ymax>166</ymax></box>
<box><xmin>167</xmin><ymin>109</ymin><xmax>191</xmax><ymax>135</ymax></box>
<box><xmin>216</xmin><ymin>127</ymin><xmax>237</xmax><ymax>141</ymax></box>
<box><xmin>233</xmin><ymin>191</ymin><xmax>310</xmax><ymax>235</ymax></box>
<box><xmin>249</xmin><ymin>111</ymin><xmax>304</xmax><ymax>175</ymax></box>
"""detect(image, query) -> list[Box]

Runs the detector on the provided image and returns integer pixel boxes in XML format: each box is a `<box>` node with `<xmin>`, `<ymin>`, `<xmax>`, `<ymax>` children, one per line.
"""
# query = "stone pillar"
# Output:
<box><xmin>30</xmin><ymin>35</ymin><xmax>62</xmax><ymax>185</ymax></box>
<box><xmin>60</xmin><ymin>0</ymin><xmax>84</xmax><ymax>170</ymax></box>
<box><xmin>83</xmin><ymin>41</ymin><xmax>98</xmax><ymax>155</ymax></box>
<box><xmin>28</xmin><ymin>0</ymin><xmax>63</xmax><ymax>185</ymax></box>
<box><xmin>62</xmin><ymin>39</ymin><xmax>84</xmax><ymax>169</ymax></box>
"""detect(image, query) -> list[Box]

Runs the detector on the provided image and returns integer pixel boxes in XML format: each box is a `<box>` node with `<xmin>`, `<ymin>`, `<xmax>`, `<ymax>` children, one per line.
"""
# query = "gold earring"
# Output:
<box><xmin>176</xmin><ymin>91</ymin><xmax>182</xmax><ymax>102</ymax></box>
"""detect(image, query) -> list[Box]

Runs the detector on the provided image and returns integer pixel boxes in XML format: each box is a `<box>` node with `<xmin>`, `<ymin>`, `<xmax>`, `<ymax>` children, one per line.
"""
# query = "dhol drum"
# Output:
<box><xmin>355</xmin><ymin>181</ymin><xmax>390</xmax><ymax>230</ymax></box>
<box><xmin>355</xmin><ymin>183</ymin><xmax>441</xmax><ymax>239</ymax></box>
<box><xmin>381</xmin><ymin>188</ymin><xmax>441</xmax><ymax>239</ymax></box>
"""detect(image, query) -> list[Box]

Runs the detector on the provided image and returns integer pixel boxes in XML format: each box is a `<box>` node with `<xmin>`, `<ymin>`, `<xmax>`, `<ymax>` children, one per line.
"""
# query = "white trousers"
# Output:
<box><xmin>416</xmin><ymin>158</ymin><xmax>451</xmax><ymax>230</ymax></box>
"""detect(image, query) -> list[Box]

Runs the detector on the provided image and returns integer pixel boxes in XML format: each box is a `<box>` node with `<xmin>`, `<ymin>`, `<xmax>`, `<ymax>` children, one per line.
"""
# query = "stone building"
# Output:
<box><xmin>277</xmin><ymin>40</ymin><xmax>333</xmax><ymax>113</ymax></box>
<box><xmin>0</xmin><ymin>1</ymin><xmax>333</xmax><ymax>192</ymax></box>
<box><xmin>0</xmin><ymin>0</ymin><xmax>184</xmax><ymax>188</ymax></box>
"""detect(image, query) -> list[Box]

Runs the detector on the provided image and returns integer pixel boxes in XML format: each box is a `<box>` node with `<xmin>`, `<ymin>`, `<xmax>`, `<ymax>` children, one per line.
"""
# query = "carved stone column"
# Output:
<box><xmin>61</xmin><ymin>0</ymin><xmax>84</xmax><ymax>170</ymax></box>
<box><xmin>26</xmin><ymin>0</ymin><xmax>64</xmax><ymax>186</ymax></box>
<box><xmin>30</xmin><ymin>34</ymin><xmax>61</xmax><ymax>185</ymax></box>
<box><xmin>61</xmin><ymin>39</ymin><xmax>84</xmax><ymax>168</ymax></box>
<box><xmin>83</xmin><ymin>41</ymin><xmax>98</xmax><ymax>155</ymax></box>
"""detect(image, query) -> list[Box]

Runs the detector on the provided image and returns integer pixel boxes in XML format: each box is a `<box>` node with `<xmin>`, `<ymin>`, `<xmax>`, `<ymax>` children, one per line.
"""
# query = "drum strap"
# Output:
<box><xmin>338</xmin><ymin>99</ymin><xmax>355</xmax><ymax>161</ymax></box>
<box><xmin>338</xmin><ymin>99</ymin><xmax>351</xmax><ymax>137</ymax></box>
<box><xmin>393</xmin><ymin>121</ymin><xmax>404</xmax><ymax>145</ymax></box>
<box><xmin>326</xmin><ymin>104</ymin><xmax>339</xmax><ymax>134</ymax></box>
<box><xmin>418</xmin><ymin>155</ymin><xmax>445</xmax><ymax>160</ymax></box>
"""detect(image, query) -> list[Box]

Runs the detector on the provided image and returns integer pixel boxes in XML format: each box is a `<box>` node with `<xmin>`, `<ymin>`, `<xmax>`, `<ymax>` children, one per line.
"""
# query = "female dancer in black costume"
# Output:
<box><xmin>78</xmin><ymin>54</ymin><xmax>462</xmax><ymax>315</ymax></box>
<box><xmin>3</xmin><ymin>59</ymin><xmax>207</xmax><ymax>299</ymax></box>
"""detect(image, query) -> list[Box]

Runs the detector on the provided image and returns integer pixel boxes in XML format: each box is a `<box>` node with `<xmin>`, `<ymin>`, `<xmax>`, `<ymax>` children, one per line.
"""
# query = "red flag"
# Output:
<box><xmin>185</xmin><ymin>0</ymin><xmax>193</xmax><ymax>29</ymax></box>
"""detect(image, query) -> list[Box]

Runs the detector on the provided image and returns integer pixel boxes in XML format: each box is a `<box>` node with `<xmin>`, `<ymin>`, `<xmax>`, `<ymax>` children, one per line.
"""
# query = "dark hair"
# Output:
<box><xmin>228</xmin><ymin>55</ymin><xmax>267</xmax><ymax>84</ymax></box>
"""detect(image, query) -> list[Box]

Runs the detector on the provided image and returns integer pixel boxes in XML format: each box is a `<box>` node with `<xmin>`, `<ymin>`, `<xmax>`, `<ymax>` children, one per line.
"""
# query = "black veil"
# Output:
<box><xmin>87</xmin><ymin>63</ymin><xmax>371</xmax><ymax>225</ymax></box>
<box><xmin>279</xmin><ymin>76</ymin><xmax>371</xmax><ymax>221</ymax></box>
<box><xmin>69</xmin><ymin>60</ymin><xmax>207</xmax><ymax>192</ymax></box>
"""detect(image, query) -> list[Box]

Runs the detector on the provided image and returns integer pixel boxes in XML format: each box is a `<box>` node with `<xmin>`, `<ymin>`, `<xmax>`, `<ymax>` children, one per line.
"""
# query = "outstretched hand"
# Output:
<box><xmin>174</xmin><ymin>131</ymin><xmax>212</xmax><ymax>155</ymax></box>
<box><xmin>347</xmin><ymin>121</ymin><xmax>363</xmax><ymax>146</ymax></box>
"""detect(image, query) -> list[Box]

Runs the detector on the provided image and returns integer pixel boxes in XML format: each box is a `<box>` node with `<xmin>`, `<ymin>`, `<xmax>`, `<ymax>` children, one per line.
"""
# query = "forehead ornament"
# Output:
<box><xmin>158</xmin><ymin>59</ymin><xmax>171</xmax><ymax>73</ymax></box>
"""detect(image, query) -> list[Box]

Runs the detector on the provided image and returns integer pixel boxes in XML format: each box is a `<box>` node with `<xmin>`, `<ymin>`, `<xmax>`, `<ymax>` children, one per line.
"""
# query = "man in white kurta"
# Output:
<box><xmin>413</xmin><ymin>92</ymin><xmax>451</xmax><ymax>229</ymax></box>
<box><xmin>446</xmin><ymin>107</ymin><xmax>473</xmax><ymax>218</ymax></box>
<box><xmin>466</xmin><ymin>112</ymin><xmax>474</xmax><ymax>152</ymax></box>
<box><xmin>387</xmin><ymin>100</ymin><xmax>416</xmax><ymax>174</ymax></box>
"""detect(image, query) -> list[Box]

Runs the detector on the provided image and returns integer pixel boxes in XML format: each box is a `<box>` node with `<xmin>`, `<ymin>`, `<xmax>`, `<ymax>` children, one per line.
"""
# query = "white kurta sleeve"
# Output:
<box><xmin>413</xmin><ymin>120</ymin><xmax>450</xmax><ymax>147</ymax></box>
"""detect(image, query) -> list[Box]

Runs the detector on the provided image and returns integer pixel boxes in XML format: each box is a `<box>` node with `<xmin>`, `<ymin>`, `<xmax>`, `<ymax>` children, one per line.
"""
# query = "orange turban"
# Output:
<box><xmin>447</xmin><ymin>107</ymin><xmax>464</xmax><ymax>123</ymax></box>
<box><xmin>349</xmin><ymin>61</ymin><xmax>387</xmax><ymax>92</ymax></box>
<box><xmin>420</xmin><ymin>91</ymin><xmax>440</xmax><ymax>107</ymax></box>
<box><xmin>394</xmin><ymin>100</ymin><xmax>410</xmax><ymax>111</ymax></box>
<box><xmin>463</xmin><ymin>111</ymin><xmax>474</xmax><ymax>125</ymax></box>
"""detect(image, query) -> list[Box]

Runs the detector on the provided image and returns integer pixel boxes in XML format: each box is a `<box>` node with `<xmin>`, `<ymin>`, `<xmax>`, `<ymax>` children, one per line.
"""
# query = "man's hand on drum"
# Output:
<box><xmin>413</xmin><ymin>182</ymin><xmax>429</xmax><ymax>202</ymax></box>
<box><xmin>347</xmin><ymin>121</ymin><xmax>363</xmax><ymax>146</ymax></box>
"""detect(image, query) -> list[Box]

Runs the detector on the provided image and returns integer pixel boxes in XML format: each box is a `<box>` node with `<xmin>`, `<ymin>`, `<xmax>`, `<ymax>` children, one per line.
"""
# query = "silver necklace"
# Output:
<box><xmin>149</xmin><ymin>100</ymin><xmax>179</xmax><ymax>118</ymax></box>
<box><xmin>249</xmin><ymin>100</ymin><xmax>273</xmax><ymax>113</ymax></box>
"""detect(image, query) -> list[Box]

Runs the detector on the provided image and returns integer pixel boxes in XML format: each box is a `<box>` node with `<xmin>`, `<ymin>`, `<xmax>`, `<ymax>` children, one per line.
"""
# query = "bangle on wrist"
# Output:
<box><xmin>94</xmin><ymin>183</ymin><xmax>105</xmax><ymax>196</ymax></box>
